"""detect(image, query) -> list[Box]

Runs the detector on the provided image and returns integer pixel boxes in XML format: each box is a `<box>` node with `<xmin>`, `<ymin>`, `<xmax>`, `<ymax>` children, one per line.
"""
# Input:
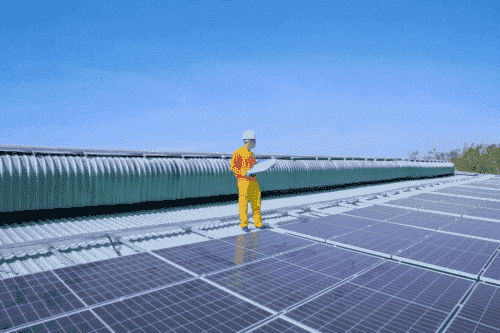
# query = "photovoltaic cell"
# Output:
<box><xmin>275</xmin><ymin>243</ymin><xmax>383</xmax><ymax>280</ymax></box>
<box><xmin>331</xmin><ymin>229</ymin><xmax>418</xmax><ymax>256</ymax></box>
<box><xmin>384</xmin><ymin>198</ymin><xmax>424</xmax><ymax>209</ymax></box>
<box><xmin>446</xmin><ymin>284</ymin><xmax>500</xmax><ymax>332</ymax></box>
<box><xmin>442</xmin><ymin>217</ymin><xmax>500</xmax><ymax>241</ymax></box>
<box><xmin>218</xmin><ymin>230</ymin><xmax>314</xmax><ymax>256</ymax></box>
<box><xmin>153</xmin><ymin>238</ymin><xmax>268</xmax><ymax>275</ymax></box>
<box><xmin>342</xmin><ymin>205</ymin><xmax>413</xmax><ymax>221</ymax></box>
<box><xmin>206</xmin><ymin>258</ymin><xmax>340</xmax><ymax>312</ymax></box>
<box><xmin>252</xmin><ymin>317</ymin><xmax>311</xmax><ymax>333</ymax></box>
<box><xmin>0</xmin><ymin>271</ymin><xmax>85</xmax><ymax>331</ymax></box>
<box><xmin>462</xmin><ymin>183</ymin><xmax>500</xmax><ymax>190</ymax></box>
<box><xmin>92</xmin><ymin>279</ymin><xmax>272</xmax><ymax>333</ymax></box>
<box><xmin>12</xmin><ymin>310</ymin><xmax>110</xmax><ymax>333</ymax></box>
<box><xmin>53</xmin><ymin>252</ymin><xmax>193</xmax><ymax>306</ymax></box>
<box><xmin>482</xmin><ymin>253</ymin><xmax>500</xmax><ymax>283</ymax></box>
<box><xmin>394</xmin><ymin>233</ymin><xmax>499</xmax><ymax>278</ymax></box>
<box><xmin>278</xmin><ymin>221</ymin><xmax>356</xmax><ymax>240</ymax></box>
<box><xmin>415</xmin><ymin>200</ymin><xmax>471</xmax><ymax>215</ymax></box>
<box><xmin>387</xmin><ymin>210</ymin><xmax>458</xmax><ymax>229</ymax></box>
<box><xmin>312</xmin><ymin>214</ymin><xmax>377</xmax><ymax>229</ymax></box>
<box><xmin>287</xmin><ymin>261</ymin><xmax>473</xmax><ymax>333</ymax></box>
<box><xmin>465</xmin><ymin>207</ymin><xmax>500</xmax><ymax>220</ymax></box>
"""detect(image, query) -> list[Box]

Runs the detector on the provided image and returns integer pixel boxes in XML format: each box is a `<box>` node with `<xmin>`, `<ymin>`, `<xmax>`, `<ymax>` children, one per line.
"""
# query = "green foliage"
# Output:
<box><xmin>451</xmin><ymin>146</ymin><xmax>500</xmax><ymax>174</ymax></box>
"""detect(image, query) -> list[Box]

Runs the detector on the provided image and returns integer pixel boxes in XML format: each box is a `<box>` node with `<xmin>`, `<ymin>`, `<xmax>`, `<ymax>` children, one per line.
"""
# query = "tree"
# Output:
<box><xmin>409</xmin><ymin>150</ymin><xmax>419</xmax><ymax>159</ymax></box>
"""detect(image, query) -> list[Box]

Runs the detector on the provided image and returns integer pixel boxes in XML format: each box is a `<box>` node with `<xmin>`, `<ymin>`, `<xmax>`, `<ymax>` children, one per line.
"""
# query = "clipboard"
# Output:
<box><xmin>247</xmin><ymin>159</ymin><xmax>277</xmax><ymax>175</ymax></box>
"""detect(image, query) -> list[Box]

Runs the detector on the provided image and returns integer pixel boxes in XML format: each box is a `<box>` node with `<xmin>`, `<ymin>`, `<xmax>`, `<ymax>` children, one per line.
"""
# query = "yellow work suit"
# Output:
<box><xmin>230</xmin><ymin>143</ymin><xmax>263</xmax><ymax>228</ymax></box>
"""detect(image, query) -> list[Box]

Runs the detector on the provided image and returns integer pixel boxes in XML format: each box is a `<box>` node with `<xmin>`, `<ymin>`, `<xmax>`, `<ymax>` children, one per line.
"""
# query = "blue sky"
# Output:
<box><xmin>1</xmin><ymin>0</ymin><xmax>498</xmax><ymax>159</ymax></box>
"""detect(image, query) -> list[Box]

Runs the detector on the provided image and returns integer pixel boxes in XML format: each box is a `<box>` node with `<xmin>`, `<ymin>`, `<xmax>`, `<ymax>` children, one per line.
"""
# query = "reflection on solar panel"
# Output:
<box><xmin>435</xmin><ymin>187</ymin><xmax>500</xmax><ymax>200</ymax></box>
<box><xmin>275</xmin><ymin>244</ymin><xmax>383</xmax><ymax>280</ymax></box>
<box><xmin>278</xmin><ymin>220</ymin><xmax>356</xmax><ymax>241</ymax></box>
<box><xmin>53</xmin><ymin>252</ymin><xmax>193</xmax><ymax>306</ymax></box>
<box><xmin>412</xmin><ymin>193</ymin><xmax>500</xmax><ymax>210</ymax></box>
<box><xmin>442</xmin><ymin>217</ymin><xmax>500</xmax><ymax>241</ymax></box>
<box><xmin>393</xmin><ymin>233</ymin><xmax>499</xmax><ymax>278</ymax></box>
<box><xmin>342</xmin><ymin>205</ymin><xmax>413</xmax><ymax>221</ymax></box>
<box><xmin>330</xmin><ymin>229</ymin><xmax>416</xmax><ymax>257</ymax></box>
<box><xmin>12</xmin><ymin>310</ymin><xmax>110</xmax><ymax>333</ymax></box>
<box><xmin>206</xmin><ymin>258</ymin><xmax>339</xmax><ymax>312</ymax></box>
<box><xmin>92</xmin><ymin>279</ymin><xmax>272</xmax><ymax>333</ymax></box>
<box><xmin>0</xmin><ymin>271</ymin><xmax>85</xmax><ymax>331</ymax></box>
<box><xmin>153</xmin><ymin>238</ymin><xmax>268</xmax><ymax>275</ymax></box>
<box><xmin>287</xmin><ymin>262</ymin><xmax>473</xmax><ymax>333</ymax></box>
<box><xmin>482</xmin><ymin>253</ymin><xmax>500</xmax><ymax>284</ymax></box>
<box><xmin>313</xmin><ymin>214</ymin><xmax>377</xmax><ymax>229</ymax></box>
<box><xmin>252</xmin><ymin>317</ymin><xmax>310</xmax><ymax>333</ymax></box>
<box><xmin>446</xmin><ymin>284</ymin><xmax>500</xmax><ymax>333</ymax></box>
<box><xmin>387</xmin><ymin>210</ymin><xmax>458</xmax><ymax>229</ymax></box>
<box><xmin>218</xmin><ymin>230</ymin><xmax>314</xmax><ymax>256</ymax></box>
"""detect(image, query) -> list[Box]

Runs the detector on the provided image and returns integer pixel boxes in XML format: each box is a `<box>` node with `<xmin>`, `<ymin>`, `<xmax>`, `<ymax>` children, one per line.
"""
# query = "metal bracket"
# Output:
<box><xmin>48</xmin><ymin>246</ymin><xmax>76</xmax><ymax>266</ymax></box>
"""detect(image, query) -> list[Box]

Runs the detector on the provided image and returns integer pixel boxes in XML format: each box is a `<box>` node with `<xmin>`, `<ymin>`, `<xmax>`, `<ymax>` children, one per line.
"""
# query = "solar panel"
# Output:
<box><xmin>313</xmin><ymin>214</ymin><xmax>377</xmax><ymax>229</ymax></box>
<box><xmin>384</xmin><ymin>198</ymin><xmax>424</xmax><ymax>209</ymax></box>
<box><xmin>0</xmin><ymin>271</ymin><xmax>85</xmax><ymax>331</ymax></box>
<box><xmin>251</xmin><ymin>317</ymin><xmax>311</xmax><ymax>333</ymax></box>
<box><xmin>153</xmin><ymin>238</ymin><xmax>268</xmax><ymax>275</ymax></box>
<box><xmin>442</xmin><ymin>217</ymin><xmax>500</xmax><ymax>241</ymax></box>
<box><xmin>287</xmin><ymin>261</ymin><xmax>473</xmax><ymax>333</ymax></box>
<box><xmin>274</xmin><ymin>243</ymin><xmax>383</xmax><ymax>280</ymax></box>
<box><xmin>92</xmin><ymin>278</ymin><xmax>272</xmax><ymax>333</ymax></box>
<box><xmin>342</xmin><ymin>205</ymin><xmax>413</xmax><ymax>221</ymax></box>
<box><xmin>463</xmin><ymin>183</ymin><xmax>500</xmax><ymax>190</ymax></box>
<box><xmin>387</xmin><ymin>210</ymin><xmax>458</xmax><ymax>229</ymax></box>
<box><xmin>393</xmin><ymin>233</ymin><xmax>499</xmax><ymax>278</ymax></box>
<box><xmin>329</xmin><ymin>229</ymin><xmax>416</xmax><ymax>257</ymax></box>
<box><xmin>206</xmin><ymin>258</ymin><xmax>340</xmax><ymax>312</ymax></box>
<box><xmin>465</xmin><ymin>207</ymin><xmax>500</xmax><ymax>220</ymax></box>
<box><xmin>415</xmin><ymin>200</ymin><xmax>471</xmax><ymax>215</ymax></box>
<box><xmin>482</xmin><ymin>252</ymin><xmax>500</xmax><ymax>284</ymax></box>
<box><xmin>446</xmin><ymin>283</ymin><xmax>500</xmax><ymax>333</ymax></box>
<box><xmin>412</xmin><ymin>193</ymin><xmax>500</xmax><ymax>210</ymax></box>
<box><xmin>435</xmin><ymin>187</ymin><xmax>500</xmax><ymax>200</ymax></box>
<box><xmin>217</xmin><ymin>230</ymin><xmax>314</xmax><ymax>256</ymax></box>
<box><xmin>53</xmin><ymin>252</ymin><xmax>193</xmax><ymax>306</ymax></box>
<box><xmin>278</xmin><ymin>221</ymin><xmax>356</xmax><ymax>241</ymax></box>
<box><xmin>361</xmin><ymin>222</ymin><xmax>434</xmax><ymax>241</ymax></box>
<box><xmin>11</xmin><ymin>310</ymin><xmax>110</xmax><ymax>333</ymax></box>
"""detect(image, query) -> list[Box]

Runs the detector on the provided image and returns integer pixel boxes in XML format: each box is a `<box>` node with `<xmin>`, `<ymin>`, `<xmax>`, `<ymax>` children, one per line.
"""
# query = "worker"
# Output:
<box><xmin>230</xmin><ymin>130</ymin><xmax>265</xmax><ymax>232</ymax></box>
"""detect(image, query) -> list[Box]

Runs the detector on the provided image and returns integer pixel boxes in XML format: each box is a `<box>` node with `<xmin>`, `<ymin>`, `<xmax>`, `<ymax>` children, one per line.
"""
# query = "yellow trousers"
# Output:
<box><xmin>237</xmin><ymin>179</ymin><xmax>262</xmax><ymax>228</ymax></box>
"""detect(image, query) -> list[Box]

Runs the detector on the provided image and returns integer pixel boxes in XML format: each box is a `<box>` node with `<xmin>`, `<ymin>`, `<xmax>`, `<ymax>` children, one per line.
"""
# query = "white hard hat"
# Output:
<box><xmin>242</xmin><ymin>130</ymin><xmax>256</xmax><ymax>140</ymax></box>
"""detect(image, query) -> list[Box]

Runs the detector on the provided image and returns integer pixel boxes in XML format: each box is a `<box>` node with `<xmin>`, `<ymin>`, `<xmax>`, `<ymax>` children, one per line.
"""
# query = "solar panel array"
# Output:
<box><xmin>435</xmin><ymin>186</ymin><xmax>500</xmax><ymax>200</ymax></box>
<box><xmin>4</xmin><ymin>178</ymin><xmax>500</xmax><ymax>333</ymax></box>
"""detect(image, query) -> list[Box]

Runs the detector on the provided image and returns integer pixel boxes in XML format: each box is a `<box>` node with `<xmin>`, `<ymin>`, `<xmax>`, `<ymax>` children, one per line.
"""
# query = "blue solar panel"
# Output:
<box><xmin>92</xmin><ymin>278</ymin><xmax>272</xmax><ymax>333</ymax></box>
<box><xmin>465</xmin><ymin>208</ymin><xmax>500</xmax><ymax>220</ymax></box>
<box><xmin>287</xmin><ymin>261</ymin><xmax>473</xmax><ymax>333</ymax></box>
<box><xmin>384</xmin><ymin>198</ymin><xmax>424</xmax><ymax>209</ymax></box>
<box><xmin>442</xmin><ymin>217</ymin><xmax>500</xmax><ymax>241</ymax></box>
<box><xmin>416</xmin><ymin>200</ymin><xmax>471</xmax><ymax>215</ymax></box>
<box><xmin>331</xmin><ymin>229</ymin><xmax>418</xmax><ymax>256</ymax></box>
<box><xmin>387</xmin><ymin>210</ymin><xmax>458</xmax><ymax>229</ymax></box>
<box><xmin>251</xmin><ymin>317</ymin><xmax>311</xmax><ymax>333</ymax></box>
<box><xmin>446</xmin><ymin>283</ymin><xmax>500</xmax><ymax>333</ymax></box>
<box><xmin>413</xmin><ymin>193</ymin><xmax>500</xmax><ymax>210</ymax></box>
<box><xmin>153</xmin><ymin>238</ymin><xmax>268</xmax><ymax>275</ymax></box>
<box><xmin>436</xmin><ymin>187</ymin><xmax>500</xmax><ymax>200</ymax></box>
<box><xmin>482</xmin><ymin>253</ymin><xmax>500</xmax><ymax>284</ymax></box>
<box><xmin>362</xmin><ymin>222</ymin><xmax>433</xmax><ymax>241</ymax></box>
<box><xmin>11</xmin><ymin>310</ymin><xmax>110</xmax><ymax>333</ymax></box>
<box><xmin>53</xmin><ymin>252</ymin><xmax>193</xmax><ymax>306</ymax></box>
<box><xmin>342</xmin><ymin>205</ymin><xmax>413</xmax><ymax>221</ymax></box>
<box><xmin>313</xmin><ymin>214</ymin><xmax>377</xmax><ymax>229</ymax></box>
<box><xmin>274</xmin><ymin>243</ymin><xmax>383</xmax><ymax>280</ymax></box>
<box><xmin>206</xmin><ymin>258</ymin><xmax>340</xmax><ymax>312</ymax></box>
<box><xmin>463</xmin><ymin>183</ymin><xmax>500</xmax><ymax>190</ymax></box>
<box><xmin>0</xmin><ymin>271</ymin><xmax>85</xmax><ymax>331</ymax></box>
<box><xmin>218</xmin><ymin>230</ymin><xmax>314</xmax><ymax>256</ymax></box>
<box><xmin>394</xmin><ymin>233</ymin><xmax>499</xmax><ymax>278</ymax></box>
<box><xmin>278</xmin><ymin>221</ymin><xmax>356</xmax><ymax>240</ymax></box>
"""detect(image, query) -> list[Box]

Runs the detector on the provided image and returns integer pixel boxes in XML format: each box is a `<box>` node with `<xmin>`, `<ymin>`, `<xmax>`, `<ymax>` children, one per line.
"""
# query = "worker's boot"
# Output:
<box><xmin>242</xmin><ymin>226</ymin><xmax>250</xmax><ymax>232</ymax></box>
